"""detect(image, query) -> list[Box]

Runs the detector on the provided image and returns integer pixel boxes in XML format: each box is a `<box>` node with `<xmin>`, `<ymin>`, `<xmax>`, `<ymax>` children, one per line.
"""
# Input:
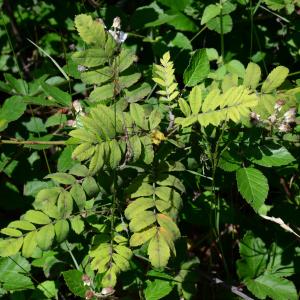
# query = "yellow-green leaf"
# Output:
<box><xmin>24</xmin><ymin>210</ymin><xmax>51</xmax><ymax>225</ymax></box>
<box><xmin>244</xmin><ymin>62</ymin><xmax>261</xmax><ymax>90</ymax></box>
<box><xmin>55</xmin><ymin>219</ymin><xmax>69</xmax><ymax>243</ymax></box>
<box><xmin>261</xmin><ymin>66</ymin><xmax>289</xmax><ymax>93</ymax></box>
<box><xmin>125</xmin><ymin>198</ymin><xmax>155</xmax><ymax>220</ymax></box>
<box><xmin>57</xmin><ymin>191</ymin><xmax>73</xmax><ymax>218</ymax></box>
<box><xmin>72</xmin><ymin>49</ymin><xmax>107</xmax><ymax>68</ymax></box>
<box><xmin>36</xmin><ymin>224</ymin><xmax>55</xmax><ymax>251</ymax></box>
<box><xmin>74</xmin><ymin>14</ymin><xmax>106</xmax><ymax>46</ymax></box>
<box><xmin>178</xmin><ymin>98</ymin><xmax>191</xmax><ymax>117</ymax></box>
<box><xmin>0</xmin><ymin>237</ymin><xmax>23</xmax><ymax>257</ymax></box>
<box><xmin>129</xmin><ymin>211</ymin><xmax>156</xmax><ymax>232</ymax></box>
<box><xmin>70</xmin><ymin>184</ymin><xmax>86</xmax><ymax>211</ymax></box>
<box><xmin>112</xmin><ymin>253</ymin><xmax>130</xmax><ymax>271</ymax></box>
<box><xmin>157</xmin><ymin>214</ymin><xmax>180</xmax><ymax>239</ymax></box>
<box><xmin>148</xmin><ymin>230</ymin><xmax>170</xmax><ymax>268</ymax></box>
<box><xmin>70</xmin><ymin>215</ymin><xmax>85</xmax><ymax>234</ymax></box>
<box><xmin>8</xmin><ymin>220</ymin><xmax>36</xmax><ymax>231</ymax></box>
<box><xmin>22</xmin><ymin>231</ymin><xmax>37</xmax><ymax>258</ymax></box>
<box><xmin>1</xmin><ymin>228</ymin><xmax>22</xmax><ymax>237</ymax></box>
<box><xmin>109</xmin><ymin>139</ymin><xmax>121</xmax><ymax>169</ymax></box>
<box><xmin>45</xmin><ymin>173</ymin><xmax>76</xmax><ymax>185</ymax></box>
<box><xmin>189</xmin><ymin>85</ymin><xmax>202</xmax><ymax>114</ymax></box>
<box><xmin>130</xmin><ymin>226</ymin><xmax>157</xmax><ymax>247</ymax></box>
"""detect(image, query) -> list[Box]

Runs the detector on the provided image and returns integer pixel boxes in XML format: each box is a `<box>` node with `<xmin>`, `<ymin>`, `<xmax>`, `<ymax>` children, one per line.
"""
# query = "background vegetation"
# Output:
<box><xmin>0</xmin><ymin>0</ymin><xmax>300</xmax><ymax>299</ymax></box>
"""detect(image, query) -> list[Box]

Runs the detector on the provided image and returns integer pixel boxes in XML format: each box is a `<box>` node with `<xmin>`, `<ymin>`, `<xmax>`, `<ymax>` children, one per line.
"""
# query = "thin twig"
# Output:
<box><xmin>0</xmin><ymin>139</ymin><xmax>66</xmax><ymax>145</ymax></box>
<box><xmin>199</xmin><ymin>271</ymin><xmax>254</xmax><ymax>300</ymax></box>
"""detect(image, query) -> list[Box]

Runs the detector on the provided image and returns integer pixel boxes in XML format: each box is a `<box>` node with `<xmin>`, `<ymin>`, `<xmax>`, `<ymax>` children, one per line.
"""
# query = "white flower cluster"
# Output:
<box><xmin>250</xmin><ymin>99</ymin><xmax>297</xmax><ymax>133</ymax></box>
<box><xmin>108</xmin><ymin>16</ymin><xmax>128</xmax><ymax>44</ymax></box>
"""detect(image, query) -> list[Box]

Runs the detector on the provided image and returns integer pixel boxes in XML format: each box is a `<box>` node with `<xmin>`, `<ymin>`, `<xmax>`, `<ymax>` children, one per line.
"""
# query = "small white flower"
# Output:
<box><xmin>250</xmin><ymin>112</ymin><xmax>260</xmax><ymax>121</ymax></box>
<box><xmin>268</xmin><ymin>114</ymin><xmax>276</xmax><ymax>124</ymax></box>
<box><xmin>109</xmin><ymin>29</ymin><xmax>128</xmax><ymax>43</ymax></box>
<box><xmin>101</xmin><ymin>287</ymin><xmax>115</xmax><ymax>295</ymax></box>
<box><xmin>274</xmin><ymin>99</ymin><xmax>285</xmax><ymax>111</ymax></box>
<box><xmin>112</xmin><ymin>17</ymin><xmax>121</xmax><ymax>30</ymax></box>
<box><xmin>77</xmin><ymin>65</ymin><xmax>88</xmax><ymax>72</ymax></box>
<box><xmin>278</xmin><ymin>123</ymin><xmax>291</xmax><ymax>132</ymax></box>
<box><xmin>67</xmin><ymin>120</ymin><xmax>77</xmax><ymax>127</ymax></box>
<box><xmin>283</xmin><ymin>107</ymin><xmax>296</xmax><ymax>123</ymax></box>
<box><xmin>72</xmin><ymin>100</ymin><xmax>83</xmax><ymax>113</ymax></box>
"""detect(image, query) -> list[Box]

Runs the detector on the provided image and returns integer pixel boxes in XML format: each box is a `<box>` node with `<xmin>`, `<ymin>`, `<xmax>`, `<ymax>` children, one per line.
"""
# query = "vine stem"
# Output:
<box><xmin>0</xmin><ymin>139</ymin><xmax>66</xmax><ymax>145</ymax></box>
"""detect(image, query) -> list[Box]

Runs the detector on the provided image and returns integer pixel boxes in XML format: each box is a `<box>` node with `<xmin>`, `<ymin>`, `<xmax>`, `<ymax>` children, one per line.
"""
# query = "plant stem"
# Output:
<box><xmin>219</xmin><ymin>0</ymin><xmax>224</xmax><ymax>60</ymax></box>
<box><xmin>0</xmin><ymin>139</ymin><xmax>66</xmax><ymax>145</ymax></box>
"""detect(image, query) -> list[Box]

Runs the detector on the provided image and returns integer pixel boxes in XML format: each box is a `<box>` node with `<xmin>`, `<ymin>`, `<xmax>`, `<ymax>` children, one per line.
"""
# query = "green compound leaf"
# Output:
<box><xmin>261</xmin><ymin>66</ymin><xmax>289</xmax><ymax>93</ymax></box>
<box><xmin>244</xmin><ymin>275</ymin><xmax>297</xmax><ymax>300</ymax></box>
<box><xmin>153</xmin><ymin>52</ymin><xmax>179</xmax><ymax>102</ymax></box>
<box><xmin>236</xmin><ymin>167</ymin><xmax>269</xmax><ymax>212</ymax></box>
<box><xmin>183</xmin><ymin>49</ymin><xmax>210</xmax><ymax>87</ymax></box>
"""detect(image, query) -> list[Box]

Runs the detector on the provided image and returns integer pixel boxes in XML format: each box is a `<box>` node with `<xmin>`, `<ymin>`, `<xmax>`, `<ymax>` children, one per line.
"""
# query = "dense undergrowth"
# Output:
<box><xmin>0</xmin><ymin>0</ymin><xmax>300</xmax><ymax>299</ymax></box>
